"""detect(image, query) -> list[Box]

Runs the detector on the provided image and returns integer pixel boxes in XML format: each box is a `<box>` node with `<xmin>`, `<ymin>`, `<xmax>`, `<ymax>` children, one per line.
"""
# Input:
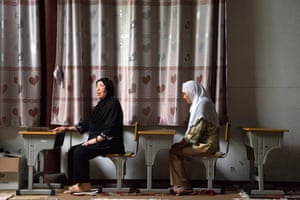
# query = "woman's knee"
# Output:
<box><xmin>73</xmin><ymin>145</ymin><xmax>87</xmax><ymax>159</ymax></box>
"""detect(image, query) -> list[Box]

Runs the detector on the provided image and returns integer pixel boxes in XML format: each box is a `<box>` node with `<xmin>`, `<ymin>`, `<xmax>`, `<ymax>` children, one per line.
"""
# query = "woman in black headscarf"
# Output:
<box><xmin>54</xmin><ymin>77</ymin><xmax>124</xmax><ymax>193</ymax></box>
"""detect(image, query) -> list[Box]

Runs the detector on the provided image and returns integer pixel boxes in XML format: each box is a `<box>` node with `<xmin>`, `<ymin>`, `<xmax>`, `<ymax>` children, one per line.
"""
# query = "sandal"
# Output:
<box><xmin>173</xmin><ymin>186</ymin><xmax>193</xmax><ymax>196</ymax></box>
<box><xmin>63</xmin><ymin>183</ymin><xmax>91</xmax><ymax>194</ymax></box>
<box><xmin>63</xmin><ymin>186</ymin><xmax>76</xmax><ymax>194</ymax></box>
<box><xmin>168</xmin><ymin>186</ymin><xmax>176</xmax><ymax>195</ymax></box>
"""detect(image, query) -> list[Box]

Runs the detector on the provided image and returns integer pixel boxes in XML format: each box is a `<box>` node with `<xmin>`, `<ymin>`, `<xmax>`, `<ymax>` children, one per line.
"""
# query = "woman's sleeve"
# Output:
<box><xmin>186</xmin><ymin>118</ymin><xmax>207</xmax><ymax>144</ymax></box>
<box><xmin>75</xmin><ymin>119</ymin><xmax>89</xmax><ymax>134</ymax></box>
<box><xmin>98</xmin><ymin>98</ymin><xmax>123</xmax><ymax>139</ymax></box>
<box><xmin>98</xmin><ymin>129</ymin><xmax>114</xmax><ymax>140</ymax></box>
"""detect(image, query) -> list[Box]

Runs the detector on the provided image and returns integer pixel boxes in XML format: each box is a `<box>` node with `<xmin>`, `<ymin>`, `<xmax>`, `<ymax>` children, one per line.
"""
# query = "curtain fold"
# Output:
<box><xmin>0</xmin><ymin>0</ymin><xmax>227</xmax><ymax>128</ymax></box>
<box><xmin>0</xmin><ymin>0</ymin><xmax>41</xmax><ymax>127</ymax></box>
<box><xmin>40</xmin><ymin>0</ymin><xmax>57</xmax><ymax>126</ymax></box>
<box><xmin>51</xmin><ymin>0</ymin><xmax>227</xmax><ymax>126</ymax></box>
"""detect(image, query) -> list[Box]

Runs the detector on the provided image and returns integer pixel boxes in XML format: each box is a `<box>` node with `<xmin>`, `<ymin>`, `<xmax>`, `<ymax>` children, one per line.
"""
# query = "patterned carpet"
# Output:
<box><xmin>233</xmin><ymin>190</ymin><xmax>300</xmax><ymax>200</ymax></box>
<box><xmin>1</xmin><ymin>190</ymin><xmax>239</xmax><ymax>200</ymax></box>
<box><xmin>2</xmin><ymin>182</ymin><xmax>300</xmax><ymax>200</ymax></box>
<box><xmin>0</xmin><ymin>192</ymin><xmax>14</xmax><ymax>200</ymax></box>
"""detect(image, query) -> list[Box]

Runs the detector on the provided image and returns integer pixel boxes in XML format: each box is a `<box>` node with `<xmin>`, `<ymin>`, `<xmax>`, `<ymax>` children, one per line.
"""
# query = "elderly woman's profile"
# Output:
<box><xmin>53</xmin><ymin>77</ymin><xmax>124</xmax><ymax>194</ymax></box>
<box><xmin>169</xmin><ymin>80</ymin><xmax>220</xmax><ymax>195</ymax></box>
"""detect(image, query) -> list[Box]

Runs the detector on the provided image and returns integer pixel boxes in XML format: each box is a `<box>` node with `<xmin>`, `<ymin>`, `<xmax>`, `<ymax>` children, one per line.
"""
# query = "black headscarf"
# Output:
<box><xmin>96</xmin><ymin>77</ymin><xmax>114</xmax><ymax>97</ymax></box>
<box><xmin>76</xmin><ymin>78</ymin><xmax>124</xmax><ymax>150</ymax></box>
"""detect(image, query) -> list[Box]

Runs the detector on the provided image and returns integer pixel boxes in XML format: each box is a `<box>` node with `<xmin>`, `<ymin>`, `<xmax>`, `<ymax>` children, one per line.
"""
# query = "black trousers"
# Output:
<box><xmin>67</xmin><ymin>142</ymin><xmax>113</xmax><ymax>184</ymax></box>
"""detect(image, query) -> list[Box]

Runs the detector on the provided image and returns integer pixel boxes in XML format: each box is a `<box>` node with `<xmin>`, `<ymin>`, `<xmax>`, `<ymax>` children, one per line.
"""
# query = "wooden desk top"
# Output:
<box><xmin>242</xmin><ymin>128</ymin><xmax>288</xmax><ymax>133</ymax></box>
<box><xmin>18</xmin><ymin>130</ymin><xmax>60</xmax><ymax>135</ymax></box>
<box><xmin>138</xmin><ymin>129</ymin><xmax>176</xmax><ymax>135</ymax></box>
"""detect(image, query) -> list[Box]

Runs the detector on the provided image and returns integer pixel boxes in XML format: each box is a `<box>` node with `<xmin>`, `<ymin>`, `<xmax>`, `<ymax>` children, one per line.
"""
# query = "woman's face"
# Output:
<box><xmin>183</xmin><ymin>91</ymin><xmax>192</xmax><ymax>104</ymax></box>
<box><xmin>96</xmin><ymin>81</ymin><xmax>107</xmax><ymax>100</ymax></box>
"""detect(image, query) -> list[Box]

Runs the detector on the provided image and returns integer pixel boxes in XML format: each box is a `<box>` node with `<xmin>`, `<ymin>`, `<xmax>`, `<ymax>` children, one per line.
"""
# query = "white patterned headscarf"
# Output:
<box><xmin>182</xmin><ymin>80</ymin><xmax>219</xmax><ymax>135</ymax></box>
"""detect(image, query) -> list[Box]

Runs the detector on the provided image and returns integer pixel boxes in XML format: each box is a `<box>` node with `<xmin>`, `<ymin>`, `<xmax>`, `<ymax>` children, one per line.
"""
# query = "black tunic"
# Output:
<box><xmin>75</xmin><ymin>95</ymin><xmax>125</xmax><ymax>154</ymax></box>
<box><xmin>68</xmin><ymin>95</ymin><xmax>125</xmax><ymax>184</ymax></box>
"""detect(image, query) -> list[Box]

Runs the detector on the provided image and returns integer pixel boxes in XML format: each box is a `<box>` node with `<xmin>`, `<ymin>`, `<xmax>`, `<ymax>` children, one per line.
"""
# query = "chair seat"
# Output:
<box><xmin>106</xmin><ymin>152</ymin><xmax>135</xmax><ymax>158</ymax></box>
<box><xmin>202</xmin><ymin>152</ymin><xmax>226</xmax><ymax>158</ymax></box>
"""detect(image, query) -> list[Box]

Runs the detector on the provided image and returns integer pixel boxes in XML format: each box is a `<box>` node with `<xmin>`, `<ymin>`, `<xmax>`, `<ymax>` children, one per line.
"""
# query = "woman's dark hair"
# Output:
<box><xmin>96</xmin><ymin>77</ymin><xmax>114</xmax><ymax>97</ymax></box>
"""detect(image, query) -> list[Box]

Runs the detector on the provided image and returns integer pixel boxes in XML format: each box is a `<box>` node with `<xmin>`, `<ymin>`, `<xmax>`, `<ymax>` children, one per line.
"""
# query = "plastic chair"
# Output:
<box><xmin>195</xmin><ymin>121</ymin><xmax>230</xmax><ymax>194</ymax></box>
<box><xmin>105</xmin><ymin>121</ymin><xmax>139</xmax><ymax>191</ymax></box>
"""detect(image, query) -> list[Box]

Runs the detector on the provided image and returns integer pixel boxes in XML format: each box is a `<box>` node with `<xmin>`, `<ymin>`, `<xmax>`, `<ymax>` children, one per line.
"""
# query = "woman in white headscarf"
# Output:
<box><xmin>169</xmin><ymin>80</ymin><xmax>220</xmax><ymax>195</ymax></box>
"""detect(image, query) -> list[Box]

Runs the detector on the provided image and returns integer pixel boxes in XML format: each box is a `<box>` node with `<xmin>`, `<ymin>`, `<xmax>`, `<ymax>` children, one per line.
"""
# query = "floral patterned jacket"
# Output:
<box><xmin>185</xmin><ymin>118</ymin><xmax>220</xmax><ymax>154</ymax></box>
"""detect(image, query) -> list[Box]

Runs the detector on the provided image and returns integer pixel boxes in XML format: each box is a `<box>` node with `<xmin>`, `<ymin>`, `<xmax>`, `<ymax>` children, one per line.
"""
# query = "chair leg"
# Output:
<box><xmin>202</xmin><ymin>158</ymin><xmax>216</xmax><ymax>189</ymax></box>
<box><xmin>109</xmin><ymin>157</ymin><xmax>126</xmax><ymax>191</ymax></box>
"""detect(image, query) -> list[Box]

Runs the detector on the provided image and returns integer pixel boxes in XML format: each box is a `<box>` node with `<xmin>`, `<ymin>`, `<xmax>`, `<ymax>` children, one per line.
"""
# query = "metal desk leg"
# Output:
<box><xmin>257</xmin><ymin>163</ymin><xmax>264</xmax><ymax>192</ymax></box>
<box><xmin>17</xmin><ymin>163</ymin><xmax>55</xmax><ymax>195</ymax></box>
<box><xmin>144</xmin><ymin>136</ymin><xmax>154</xmax><ymax>191</ymax></box>
<box><xmin>249</xmin><ymin>132</ymin><xmax>284</xmax><ymax>195</ymax></box>
<box><xmin>17</xmin><ymin>136</ymin><xmax>56</xmax><ymax>195</ymax></box>
<box><xmin>140</xmin><ymin>134</ymin><xmax>174</xmax><ymax>191</ymax></box>
<box><xmin>146</xmin><ymin>166</ymin><xmax>152</xmax><ymax>191</ymax></box>
<box><xmin>28</xmin><ymin>165</ymin><xmax>33</xmax><ymax>190</ymax></box>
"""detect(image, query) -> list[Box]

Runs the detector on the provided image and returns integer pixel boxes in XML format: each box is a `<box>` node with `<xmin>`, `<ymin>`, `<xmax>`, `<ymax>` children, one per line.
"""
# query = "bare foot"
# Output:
<box><xmin>77</xmin><ymin>182</ymin><xmax>91</xmax><ymax>192</ymax></box>
<box><xmin>63</xmin><ymin>189</ymin><xmax>72</xmax><ymax>194</ymax></box>
<box><xmin>63</xmin><ymin>183</ymin><xmax>91</xmax><ymax>194</ymax></box>
<box><xmin>63</xmin><ymin>184</ymin><xmax>79</xmax><ymax>194</ymax></box>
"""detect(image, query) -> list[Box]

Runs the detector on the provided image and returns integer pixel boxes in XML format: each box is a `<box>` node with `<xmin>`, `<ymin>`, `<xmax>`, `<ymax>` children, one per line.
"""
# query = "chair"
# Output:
<box><xmin>195</xmin><ymin>121</ymin><xmax>230</xmax><ymax>194</ymax></box>
<box><xmin>105</xmin><ymin>121</ymin><xmax>140</xmax><ymax>191</ymax></box>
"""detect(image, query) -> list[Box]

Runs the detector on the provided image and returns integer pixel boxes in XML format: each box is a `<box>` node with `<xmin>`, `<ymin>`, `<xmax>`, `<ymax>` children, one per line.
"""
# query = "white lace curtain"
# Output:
<box><xmin>0</xmin><ymin>0</ymin><xmax>41</xmax><ymax>127</ymax></box>
<box><xmin>51</xmin><ymin>0</ymin><xmax>227</xmax><ymax>126</ymax></box>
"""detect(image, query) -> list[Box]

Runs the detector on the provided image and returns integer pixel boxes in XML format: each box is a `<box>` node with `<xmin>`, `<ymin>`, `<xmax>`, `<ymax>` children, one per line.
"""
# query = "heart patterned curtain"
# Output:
<box><xmin>0</xmin><ymin>0</ymin><xmax>41</xmax><ymax>127</ymax></box>
<box><xmin>51</xmin><ymin>0</ymin><xmax>227</xmax><ymax>126</ymax></box>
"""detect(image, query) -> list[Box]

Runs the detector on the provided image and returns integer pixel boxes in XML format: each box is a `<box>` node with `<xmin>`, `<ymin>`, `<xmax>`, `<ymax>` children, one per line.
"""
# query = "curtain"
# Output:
<box><xmin>51</xmin><ymin>0</ymin><xmax>227</xmax><ymax>126</ymax></box>
<box><xmin>0</xmin><ymin>0</ymin><xmax>41</xmax><ymax>127</ymax></box>
<box><xmin>41</xmin><ymin>0</ymin><xmax>57</xmax><ymax>126</ymax></box>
